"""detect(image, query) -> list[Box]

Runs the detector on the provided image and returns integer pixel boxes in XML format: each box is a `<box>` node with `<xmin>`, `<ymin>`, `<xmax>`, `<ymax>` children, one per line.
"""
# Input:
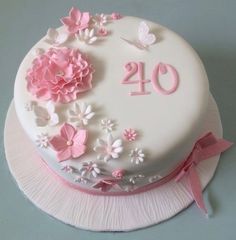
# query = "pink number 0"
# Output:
<box><xmin>152</xmin><ymin>63</ymin><xmax>179</xmax><ymax>95</ymax></box>
<box><xmin>122</xmin><ymin>62</ymin><xmax>179</xmax><ymax>96</ymax></box>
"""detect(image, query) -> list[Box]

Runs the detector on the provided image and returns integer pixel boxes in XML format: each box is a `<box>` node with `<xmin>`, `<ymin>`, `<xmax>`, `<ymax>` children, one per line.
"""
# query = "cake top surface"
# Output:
<box><xmin>14</xmin><ymin>8</ymin><xmax>209</xmax><ymax>183</ymax></box>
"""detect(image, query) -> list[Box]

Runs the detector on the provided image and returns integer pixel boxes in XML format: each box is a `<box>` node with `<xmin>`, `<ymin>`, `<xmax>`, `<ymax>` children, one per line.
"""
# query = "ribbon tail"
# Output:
<box><xmin>188</xmin><ymin>166</ymin><xmax>208</xmax><ymax>215</ymax></box>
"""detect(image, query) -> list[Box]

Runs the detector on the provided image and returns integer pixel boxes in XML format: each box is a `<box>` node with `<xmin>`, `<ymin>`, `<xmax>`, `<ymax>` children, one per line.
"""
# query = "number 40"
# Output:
<box><xmin>121</xmin><ymin>61</ymin><xmax>179</xmax><ymax>96</ymax></box>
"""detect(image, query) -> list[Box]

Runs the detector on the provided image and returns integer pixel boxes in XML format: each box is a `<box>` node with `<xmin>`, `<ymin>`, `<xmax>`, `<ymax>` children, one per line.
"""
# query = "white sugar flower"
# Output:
<box><xmin>68</xmin><ymin>102</ymin><xmax>95</xmax><ymax>127</ymax></box>
<box><xmin>92</xmin><ymin>13</ymin><xmax>108</xmax><ymax>26</ymax></box>
<box><xmin>34</xmin><ymin>101</ymin><xmax>59</xmax><ymax>127</ymax></box>
<box><xmin>76</xmin><ymin>28</ymin><xmax>97</xmax><ymax>44</ymax></box>
<box><xmin>25</xmin><ymin>101</ymin><xmax>36</xmax><ymax>111</ymax></box>
<box><xmin>101</xmin><ymin>118</ymin><xmax>115</xmax><ymax>132</ymax></box>
<box><xmin>35</xmin><ymin>133</ymin><xmax>49</xmax><ymax>148</ymax></box>
<box><xmin>80</xmin><ymin>161</ymin><xmax>101</xmax><ymax>178</ymax></box>
<box><xmin>129</xmin><ymin>148</ymin><xmax>145</xmax><ymax>164</ymax></box>
<box><xmin>32</xmin><ymin>48</ymin><xmax>45</xmax><ymax>56</ymax></box>
<box><xmin>74</xmin><ymin>175</ymin><xmax>88</xmax><ymax>184</ymax></box>
<box><xmin>148</xmin><ymin>175</ymin><xmax>162</xmax><ymax>183</ymax></box>
<box><xmin>45</xmin><ymin>28</ymin><xmax>69</xmax><ymax>46</ymax></box>
<box><xmin>94</xmin><ymin>134</ymin><xmax>123</xmax><ymax>162</ymax></box>
<box><xmin>129</xmin><ymin>174</ymin><xmax>145</xmax><ymax>184</ymax></box>
<box><xmin>61</xmin><ymin>165</ymin><xmax>74</xmax><ymax>173</ymax></box>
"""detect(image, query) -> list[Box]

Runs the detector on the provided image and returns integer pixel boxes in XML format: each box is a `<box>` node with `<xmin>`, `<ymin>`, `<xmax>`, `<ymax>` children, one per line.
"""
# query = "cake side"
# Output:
<box><xmin>14</xmin><ymin>10</ymin><xmax>209</xmax><ymax>192</ymax></box>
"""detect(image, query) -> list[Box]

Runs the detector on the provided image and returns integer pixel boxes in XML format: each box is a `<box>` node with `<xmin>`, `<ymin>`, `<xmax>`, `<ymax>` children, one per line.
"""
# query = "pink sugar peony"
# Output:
<box><xmin>26</xmin><ymin>48</ymin><xmax>94</xmax><ymax>103</ymax></box>
<box><xmin>61</xmin><ymin>7</ymin><xmax>90</xmax><ymax>34</ymax></box>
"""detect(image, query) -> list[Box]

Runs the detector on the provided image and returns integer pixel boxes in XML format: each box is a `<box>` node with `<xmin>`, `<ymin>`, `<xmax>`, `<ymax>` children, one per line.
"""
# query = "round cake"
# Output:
<box><xmin>14</xmin><ymin>8</ymin><xmax>210</xmax><ymax>193</ymax></box>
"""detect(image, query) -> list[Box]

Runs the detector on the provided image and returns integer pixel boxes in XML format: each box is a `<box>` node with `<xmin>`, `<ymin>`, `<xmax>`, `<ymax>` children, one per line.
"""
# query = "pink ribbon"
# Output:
<box><xmin>175</xmin><ymin>132</ymin><xmax>233</xmax><ymax>214</ymax></box>
<box><xmin>40</xmin><ymin>132</ymin><xmax>232</xmax><ymax>216</ymax></box>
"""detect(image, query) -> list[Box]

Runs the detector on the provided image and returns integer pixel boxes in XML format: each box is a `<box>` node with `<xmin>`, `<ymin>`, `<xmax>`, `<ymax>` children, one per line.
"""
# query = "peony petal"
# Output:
<box><xmin>71</xmin><ymin>144</ymin><xmax>86</xmax><ymax>158</ymax></box>
<box><xmin>60</xmin><ymin>123</ymin><xmax>76</xmax><ymax>141</ymax></box>
<box><xmin>73</xmin><ymin>129</ymin><xmax>87</xmax><ymax>144</ymax></box>
<box><xmin>57</xmin><ymin>147</ymin><xmax>72</xmax><ymax>161</ymax></box>
<box><xmin>49</xmin><ymin>136</ymin><xmax>67</xmax><ymax>151</ymax></box>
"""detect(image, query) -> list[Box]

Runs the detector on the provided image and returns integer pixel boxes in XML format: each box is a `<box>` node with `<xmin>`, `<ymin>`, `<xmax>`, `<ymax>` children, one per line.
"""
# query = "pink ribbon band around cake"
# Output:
<box><xmin>41</xmin><ymin>132</ymin><xmax>233</xmax><ymax>215</ymax></box>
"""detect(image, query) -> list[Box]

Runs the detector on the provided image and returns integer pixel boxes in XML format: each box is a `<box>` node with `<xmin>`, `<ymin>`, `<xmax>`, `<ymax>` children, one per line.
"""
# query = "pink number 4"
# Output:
<box><xmin>122</xmin><ymin>61</ymin><xmax>179</xmax><ymax>96</ymax></box>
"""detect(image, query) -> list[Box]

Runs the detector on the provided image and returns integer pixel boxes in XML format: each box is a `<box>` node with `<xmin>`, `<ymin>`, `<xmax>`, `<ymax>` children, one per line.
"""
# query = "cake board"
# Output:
<box><xmin>4</xmin><ymin>95</ymin><xmax>222</xmax><ymax>231</ymax></box>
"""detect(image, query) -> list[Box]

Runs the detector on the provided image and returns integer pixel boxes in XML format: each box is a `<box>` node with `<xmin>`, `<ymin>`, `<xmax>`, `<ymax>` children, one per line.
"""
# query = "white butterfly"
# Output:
<box><xmin>34</xmin><ymin>101</ymin><xmax>59</xmax><ymax>127</ymax></box>
<box><xmin>45</xmin><ymin>28</ymin><xmax>69</xmax><ymax>47</ymax></box>
<box><xmin>121</xmin><ymin>21</ymin><xmax>156</xmax><ymax>50</ymax></box>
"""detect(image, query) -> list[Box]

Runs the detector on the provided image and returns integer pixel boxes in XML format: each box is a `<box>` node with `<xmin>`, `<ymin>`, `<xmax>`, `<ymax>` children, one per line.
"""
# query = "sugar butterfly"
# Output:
<box><xmin>121</xmin><ymin>21</ymin><xmax>156</xmax><ymax>50</ymax></box>
<box><xmin>34</xmin><ymin>101</ymin><xmax>59</xmax><ymax>127</ymax></box>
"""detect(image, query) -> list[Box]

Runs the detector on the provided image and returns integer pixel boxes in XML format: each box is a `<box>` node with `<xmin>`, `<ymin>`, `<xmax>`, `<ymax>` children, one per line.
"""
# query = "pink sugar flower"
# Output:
<box><xmin>93</xmin><ymin>179</ymin><xmax>119</xmax><ymax>192</ymax></box>
<box><xmin>26</xmin><ymin>48</ymin><xmax>94</xmax><ymax>103</ymax></box>
<box><xmin>111</xmin><ymin>12</ymin><xmax>122</xmax><ymax>20</ymax></box>
<box><xmin>123</xmin><ymin>128</ymin><xmax>138</xmax><ymax>142</ymax></box>
<box><xmin>49</xmin><ymin>123</ymin><xmax>87</xmax><ymax>162</ymax></box>
<box><xmin>98</xmin><ymin>27</ymin><xmax>108</xmax><ymax>36</ymax></box>
<box><xmin>61</xmin><ymin>7</ymin><xmax>90</xmax><ymax>34</ymax></box>
<box><xmin>112</xmin><ymin>169</ymin><xmax>125</xmax><ymax>179</ymax></box>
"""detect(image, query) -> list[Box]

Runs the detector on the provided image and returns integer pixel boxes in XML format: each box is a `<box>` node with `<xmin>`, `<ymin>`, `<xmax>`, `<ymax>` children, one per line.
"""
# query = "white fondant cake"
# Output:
<box><xmin>14</xmin><ymin>8</ymin><xmax>210</xmax><ymax>193</ymax></box>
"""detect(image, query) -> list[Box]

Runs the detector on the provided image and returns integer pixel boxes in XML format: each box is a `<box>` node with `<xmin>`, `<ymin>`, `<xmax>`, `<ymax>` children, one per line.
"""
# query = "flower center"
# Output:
<box><xmin>67</xmin><ymin>140</ymin><xmax>73</xmax><ymax>146</ymax></box>
<box><xmin>56</xmin><ymin>70</ymin><xmax>65</xmax><ymax>76</ymax></box>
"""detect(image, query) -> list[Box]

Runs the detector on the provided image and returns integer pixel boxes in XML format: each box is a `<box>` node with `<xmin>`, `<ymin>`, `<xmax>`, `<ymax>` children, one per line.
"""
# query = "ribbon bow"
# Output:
<box><xmin>175</xmin><ymin>132</ymin><xmax>233</xmax><ymax>215</ymax></box>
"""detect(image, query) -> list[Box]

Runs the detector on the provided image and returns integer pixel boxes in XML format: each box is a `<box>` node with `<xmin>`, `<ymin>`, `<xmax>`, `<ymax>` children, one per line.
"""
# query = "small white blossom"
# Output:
<box><xmin>80</xmin><ymin>161</ymin><xmax>101</xmax><ymax>178</ymax></box>
<box><xmin>76</xmin><ymin>28</ymin><xmax>97</xmax><ymax>44</ymax></box>
<box><xmin>25</xmin><ymin>101</ymin><xmax>36</xmax><ymax>111</ymax></box>
<box><xmin>92</xmin><ymin>14</ymin><xmax>108</xmax><ymax>26</ymax></box>
<box><xmin>61</xmin><ymin>165</ymin><xmax>74</xmax><ymax>173</ymax></box>
<box><xmin>101</xmin><ymin>118</ymin><xmax>115</xmax><ymax>132</ymax></box>
<box><xmin>68</xmin><ymin>102</ymin><xmax>95</xmax><ymax>127</ymax></box>
<box><xmin>94</xmin><ymin>134</ymin><xmax>123</xmax><ymax>162</ymax></box>
<box><xmin>129</xmin><ymin>148</ymin><xmax>145</xmax><ymax>164</ymax></box>
<box><xmin>32</xmin><ymin>48</ymin><xmax>45</xmax><ymax>56</ymax></box>
<box><xmin>129</xmin><ymin>174</ymin><xmax>145</xmax><ymax>184</ymax></box>
<box><xmin>35</xmin><ymin>133</ymin><xmax>49</xmax><ymax>148</ymax></box>
<box><xmin>74</xmin><ymin>175</ymin><xmax>88</xmax><ymax>184</ymax></box>
<box><xmin>148</xmin><ymin>175</ymin><xmax>162</xmax><ymax>183</ymax></box>
<box><xmin>45</xmin><ymin>28</ymin><xmax>69</xmax><ymax>46</ymax></box>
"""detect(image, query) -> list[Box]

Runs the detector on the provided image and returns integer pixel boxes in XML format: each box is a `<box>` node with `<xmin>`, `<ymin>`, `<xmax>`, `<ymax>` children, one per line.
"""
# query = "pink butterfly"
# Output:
<box><xmin>121</xmin><ymin>21</ymin><xmax>156</xmax><ymax>50</ymax></box>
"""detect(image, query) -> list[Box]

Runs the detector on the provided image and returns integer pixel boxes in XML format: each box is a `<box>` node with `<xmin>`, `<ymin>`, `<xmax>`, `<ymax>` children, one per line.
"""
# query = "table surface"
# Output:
<box><xmin>0</xmin><ymin>0</ymin><xmax>236</xmax><ymax>239</ymax></box>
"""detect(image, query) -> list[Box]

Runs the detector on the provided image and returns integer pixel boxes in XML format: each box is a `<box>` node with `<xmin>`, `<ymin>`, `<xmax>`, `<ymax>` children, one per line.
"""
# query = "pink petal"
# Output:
<box><xmin>73</xmin><ymin>129</ymin><xmax>87</xmax><ymax>144</ymax></box>
<box><xmin>60</xmin><ymin>123</ymin><xmax>76</xmax><ymax>141</ymax></box>
<box><xmin>61</xmin><ymin>17</ymin><xmax>74</xmax><ymax>27</ymax></box>
<box><xmin>71</xmin><ymin>144</ymin><xmax>86</xmax><ymax>158</ymax></box>
<box><xmin>57</xmin><ymin>147</ymin><xmax>72</xmax><ymax>162</ymax></box>
<box><xmin>81</xmin><ymin>12</ymin><xmax>90</xmax><ymax>25</ymax></box>
<box><xmin>49</xmin><ymin>136</ymin><xmax>67</xmax><ymax>151</ymax></box>
<box><xmin>69</xmin><ymin>7</ymin><xmax>82</xmax><ymax>21</ymax></box>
